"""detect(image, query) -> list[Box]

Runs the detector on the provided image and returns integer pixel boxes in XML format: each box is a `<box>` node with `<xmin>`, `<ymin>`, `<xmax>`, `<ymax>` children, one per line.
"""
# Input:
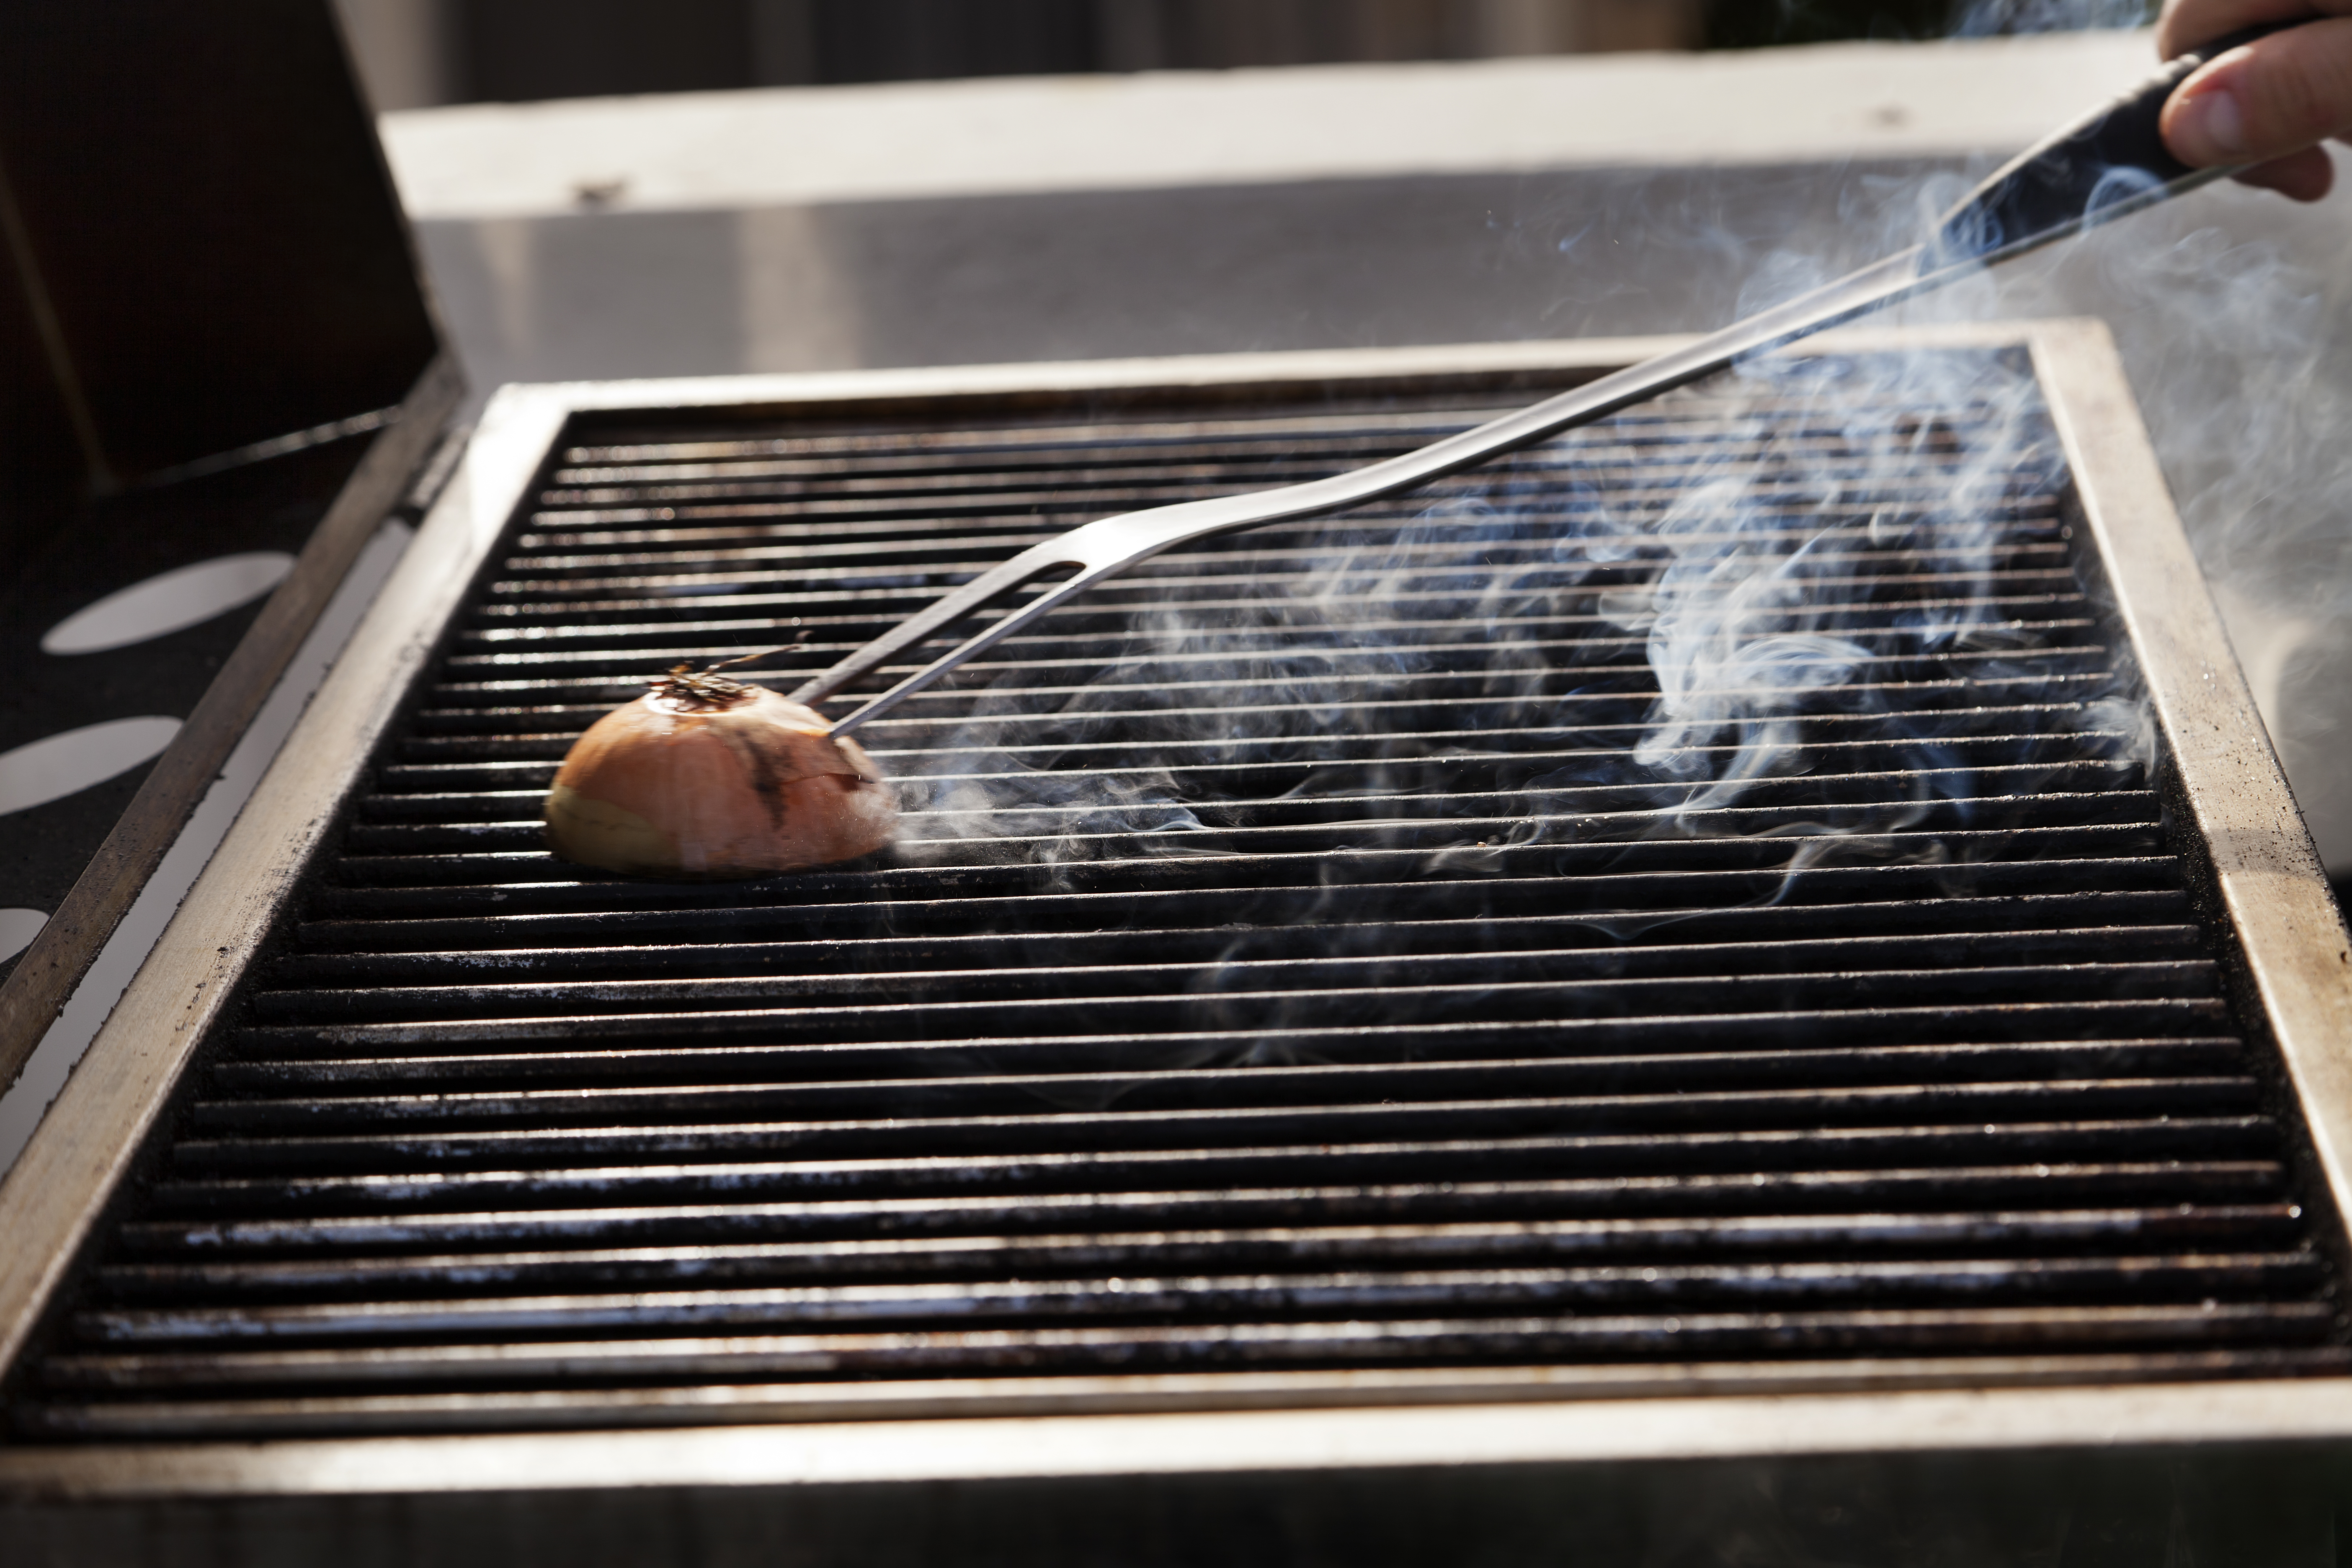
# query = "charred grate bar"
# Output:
<box><xmin>5</xmin><ymin>338</ymin><xmax>2348</xmax><ymax>1448</ymax></box>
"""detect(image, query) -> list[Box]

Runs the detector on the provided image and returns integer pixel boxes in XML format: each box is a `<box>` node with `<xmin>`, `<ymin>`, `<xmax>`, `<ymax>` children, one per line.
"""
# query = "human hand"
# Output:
<box><xmin>2157</xmin><ymin>2</ymin><xmax>2352</xmax><ymax>199</ymax></box>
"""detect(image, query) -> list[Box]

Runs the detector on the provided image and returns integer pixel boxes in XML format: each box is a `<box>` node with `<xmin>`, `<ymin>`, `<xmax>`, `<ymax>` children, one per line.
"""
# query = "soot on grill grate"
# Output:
<box><xmin>9</xmin><ymin>347</ymin><xmax>2346</xmax><ymax>1441</ymax></box>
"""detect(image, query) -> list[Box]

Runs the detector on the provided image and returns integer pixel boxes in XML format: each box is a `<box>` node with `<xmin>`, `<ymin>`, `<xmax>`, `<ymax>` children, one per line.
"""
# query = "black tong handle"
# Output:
<box><xmin>1931</xmin><ymin>20</ymin><xmax>2297</xmax><ymax>264</ymax></box>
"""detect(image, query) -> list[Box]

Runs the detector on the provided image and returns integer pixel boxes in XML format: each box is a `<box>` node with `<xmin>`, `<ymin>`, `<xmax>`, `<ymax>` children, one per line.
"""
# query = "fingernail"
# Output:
<box><xmin>2177</xmin><ymin>86</ymin><xmax>2249</xmax><ymax>161</ymax></box>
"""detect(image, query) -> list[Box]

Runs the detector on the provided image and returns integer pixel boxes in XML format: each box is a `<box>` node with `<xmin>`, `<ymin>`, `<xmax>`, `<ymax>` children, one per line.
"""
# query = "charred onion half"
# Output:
<box><xmin>544</xmin><ymin>663</ymin><xmax>895</xmax><ymax>878</ymax></box>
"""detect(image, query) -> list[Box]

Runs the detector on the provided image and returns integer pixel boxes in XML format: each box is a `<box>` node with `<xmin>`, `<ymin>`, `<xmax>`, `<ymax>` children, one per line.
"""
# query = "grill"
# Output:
<box><xmin>4</xmin><ymin>329</ymin><xmax>2351</xmax><ymax>1493</ymax></box>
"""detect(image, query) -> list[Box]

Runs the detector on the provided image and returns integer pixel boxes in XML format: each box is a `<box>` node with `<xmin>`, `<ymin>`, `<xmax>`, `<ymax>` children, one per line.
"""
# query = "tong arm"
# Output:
<box><xmin>804</xmin><ymin>249</ymin><xmax>1932</xmax><ymax>737</ymax></box>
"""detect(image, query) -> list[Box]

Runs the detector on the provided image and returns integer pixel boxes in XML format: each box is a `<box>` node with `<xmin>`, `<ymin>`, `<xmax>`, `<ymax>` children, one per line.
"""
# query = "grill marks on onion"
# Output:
<box><xmin>542</xmin><ymin>668</ymin><xmax>895</xmax><ymax>879</ymax></box>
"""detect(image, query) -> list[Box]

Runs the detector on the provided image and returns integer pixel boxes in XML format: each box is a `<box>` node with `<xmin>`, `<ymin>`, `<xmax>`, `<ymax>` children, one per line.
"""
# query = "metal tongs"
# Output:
<box><xmin>796</xmin><ymin>24</ymin><xmax>2285</xmax><ymax>735</ymax></box>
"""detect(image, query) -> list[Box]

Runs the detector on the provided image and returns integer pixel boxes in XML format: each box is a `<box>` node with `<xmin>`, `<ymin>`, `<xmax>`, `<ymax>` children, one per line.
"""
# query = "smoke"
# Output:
<box><xmin>861</xmin><ymin>3</ymin><xmax>2352</xmax><ymax>891</ymax></box>
<box><xmin>1932</xmin><ymin>4</ymin><xmax>2352</xmax><ymax>622</ymax></box>
<box><xmin>1710</xmin><ymin>0</ymin><xmax>2154</xmax><ymax>47</ymax></box>
<box><xmin>1583</xmin><ymin>326</ymin><xmax>2161</xmax><ymax>906</ymax></box>
<box><xmin>875</xmin><ymin>495</ymin><xmax>1538</xmax><ymax>878</ymax></box>
<box><xmin>864</xmin><ymin>336</ymin><xmax>2128</xmax><ymax>936</ymax></box>
<box><xmin>1578</xmin><ymin>6</ymin><xmax>2352</xmax><ymax>870</ymax></box>
<box><xmin>2041</xmin><ymin>222</ymin><xmax>2350</xmax><ymax>585</ymax></box>
<box><xmin>1947</xmin><ymin>0</ymin><xmax>2156</xmax><ymax>36</ymax></box>
<box><xmin>1912</xmin><ymin>112</ymin><xmax>2352</xmax><ymax>867</ymax></box>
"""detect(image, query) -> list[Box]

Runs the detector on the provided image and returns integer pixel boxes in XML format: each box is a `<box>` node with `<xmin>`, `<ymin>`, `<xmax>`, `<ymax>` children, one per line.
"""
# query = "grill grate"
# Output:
<box><xmin>10</xmin><ymin>347</ymin><xmax>2346</xmax><ymax>1442</ymax></box>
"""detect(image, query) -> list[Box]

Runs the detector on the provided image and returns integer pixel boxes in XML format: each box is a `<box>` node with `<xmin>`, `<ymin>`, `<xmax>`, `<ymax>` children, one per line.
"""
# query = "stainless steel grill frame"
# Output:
<box><xmin>4</xmin><ymin>320</ymin><xmax>2352</xmax><ymax>1504</ymax></box>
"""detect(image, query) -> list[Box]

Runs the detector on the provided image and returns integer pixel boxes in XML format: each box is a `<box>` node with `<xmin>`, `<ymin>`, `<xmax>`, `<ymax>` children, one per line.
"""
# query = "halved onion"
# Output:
<box><xmin>544</xmin><ymin>666</ymin><xmax>895</xmax><ymax>878</ymax></box>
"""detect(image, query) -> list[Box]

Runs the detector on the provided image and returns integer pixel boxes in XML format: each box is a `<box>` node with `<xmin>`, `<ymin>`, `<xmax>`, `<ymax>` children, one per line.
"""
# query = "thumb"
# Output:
<box><xmin>2162</xmin><ymin>17</ymin><xmax>2352</xmax><ymax>168</ymax></box>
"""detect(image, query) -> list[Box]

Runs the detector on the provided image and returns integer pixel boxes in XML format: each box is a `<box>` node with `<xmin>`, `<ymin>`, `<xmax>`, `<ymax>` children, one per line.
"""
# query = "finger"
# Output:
<box><xmin>2230</xmin><ymin>144</ymin><xmax>2339</xmax><ymax>197</ymax></box>
<box><xmin>2161</xmin><ymin>17</ymin><xmax>2352</xmax><ymax>167</ymax></box>
<box><xmin>2155</xmin><ymin>0</ymin><xmax>2350</xmax><ymax>61</ymax></box>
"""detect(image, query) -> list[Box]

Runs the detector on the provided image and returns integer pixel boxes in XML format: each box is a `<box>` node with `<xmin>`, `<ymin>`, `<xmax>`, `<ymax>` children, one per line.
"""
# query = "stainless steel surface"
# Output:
<box><xmin>3</xmin><ymin>327</ymin><xmax>2349</xmax><ymax>1499</ymax></box>
<box><xmin>10</xmin><ymin>1394</ymin><xmax>2347</xmax><ymax>1563</ymax></box>
<box><xmin>14</xmin><ymin>1374</ymin><xmax>2352</xmax><ymax>1501</ymax></box>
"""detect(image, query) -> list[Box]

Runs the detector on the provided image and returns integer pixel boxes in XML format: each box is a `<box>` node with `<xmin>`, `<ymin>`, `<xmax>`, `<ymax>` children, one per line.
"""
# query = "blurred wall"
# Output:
<box><xmin>331</xmin><ymin>0</ymin><xmax>1704</xmax><ymax>110</ymax></box>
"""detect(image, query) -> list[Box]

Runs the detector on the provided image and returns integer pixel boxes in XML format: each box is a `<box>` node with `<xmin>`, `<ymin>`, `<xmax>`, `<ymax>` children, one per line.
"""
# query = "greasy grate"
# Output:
<box><xmin>10</xmin><ymin>348</ymin><xmax>2347</xmax><ymax>1440</ymax></box>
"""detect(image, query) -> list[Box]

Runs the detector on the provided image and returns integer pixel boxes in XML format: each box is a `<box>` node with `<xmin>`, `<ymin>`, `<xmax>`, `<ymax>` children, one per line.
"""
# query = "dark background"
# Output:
<box><xmin>0</xmin><ymin>0</ymin><xmax>438</xmax><ymax>525</ymax></box>
<box><xmin>0</xmin><ymin>0</ymin><xmax>443</xmax><ymax>978</ymax></box>
<box><xmin>405</xmin><ymin>0</ymin><xmax>2156</xmax><ymax>106</ymax></box>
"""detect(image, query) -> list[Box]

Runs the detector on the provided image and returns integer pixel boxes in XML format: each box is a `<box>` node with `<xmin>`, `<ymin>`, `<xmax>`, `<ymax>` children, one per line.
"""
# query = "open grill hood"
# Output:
<box><xmin>5</xmin><ymin>323</ymin><xmax>2352</xmax><ymax>1507</ymax></box>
